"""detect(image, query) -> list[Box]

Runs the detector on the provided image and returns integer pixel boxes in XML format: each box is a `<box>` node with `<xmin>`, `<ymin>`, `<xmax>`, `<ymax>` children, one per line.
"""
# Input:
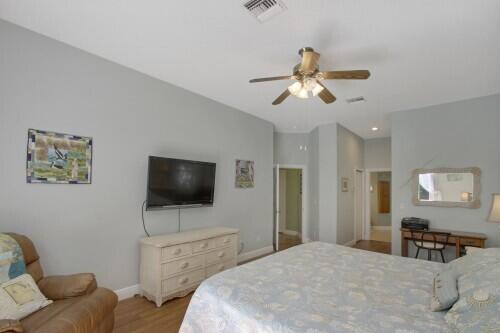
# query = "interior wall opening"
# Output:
<box><xmin>278</xmin><ymin>168</ymin><xmax>302</xmax><ymax>251</ymax></box>
<box><xmin>369</xmin><ymin>171</ymin><xmax>392</xmax><ymax>243</ymax></box>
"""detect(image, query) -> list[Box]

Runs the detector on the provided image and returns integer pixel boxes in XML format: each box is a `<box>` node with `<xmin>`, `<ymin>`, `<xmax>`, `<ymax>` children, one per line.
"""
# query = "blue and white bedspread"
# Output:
<box><xmin>180</xmin><ymin>242</ymin><xmax>451</xmax><ymax>333</ymax></box>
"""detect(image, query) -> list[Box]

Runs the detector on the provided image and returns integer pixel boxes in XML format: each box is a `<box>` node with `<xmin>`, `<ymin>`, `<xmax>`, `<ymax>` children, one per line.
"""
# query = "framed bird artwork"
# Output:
<box><xmin>26</xmin><ymin>129</ymin><xmax>92</xmax><ymax>184</ymax></box>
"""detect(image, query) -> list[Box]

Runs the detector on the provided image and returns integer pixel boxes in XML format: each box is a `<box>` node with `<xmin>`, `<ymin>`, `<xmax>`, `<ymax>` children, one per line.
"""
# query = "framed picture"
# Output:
<box><xmin>235</xmin><ymin>159</ymin><xmax>254</xmax><ymax>188</ymax></box>
<box><xmin>26</xmin><ymin>129</ymin><xmax>92</xmax><ymax>184</ymax></box>
<box><xmin>341</xmin><ymin>177</ymin><xmax>349</xmax><ymax>192</ymax></box>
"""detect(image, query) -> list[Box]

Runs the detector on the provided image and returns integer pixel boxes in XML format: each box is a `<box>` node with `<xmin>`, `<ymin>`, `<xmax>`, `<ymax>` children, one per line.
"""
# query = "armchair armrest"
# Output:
<box><xmin>38</xmin><ymin>273</ymin><xmax>97</xmax><ymax>300</ymax></box>
<box><xmin>0</xmin><ymin>320</ymin><xmax>23</xmax><ymax>333</ymax></box>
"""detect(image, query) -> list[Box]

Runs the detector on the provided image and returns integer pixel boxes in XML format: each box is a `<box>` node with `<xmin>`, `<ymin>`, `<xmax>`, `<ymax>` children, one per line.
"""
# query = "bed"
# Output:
<box><xmin>179</xmin><ymin>242</ymin><xmax>452</xmax><ymax>333</ymax></box>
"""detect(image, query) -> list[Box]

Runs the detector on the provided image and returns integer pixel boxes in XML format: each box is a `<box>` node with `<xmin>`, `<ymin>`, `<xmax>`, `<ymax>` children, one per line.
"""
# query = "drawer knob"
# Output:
<box><xmin>201</xmin><ymin>243</ymin><xmax>208</xmax><ymax>248</ymax></box>
<box><xmin>174</xmin><ymin>248</ymin><xmax>182</xmax><ymax>255</ymax></box>
<box><xmin>218</xmin><ymin>252</ymin><xmax>225</xmax><ymax>258</ymax></box>
<box><xmin>180</xmin><ymin>277</ymin><xmax>189</xmax><ymax>285</ymax></box>
<box><xmin>218</xmin><ymin>265</ymin><xmax>225</xmax><ymax>271</ymax></box>
<box><xmin>181</xmin><ymin>262</ymin><xmax>189</xmax><ymax>269</ymax></box>
<box><xmin>223</xmin><ymin>238</ymin><xmax>230</xmax><ymax>244</ymax></box>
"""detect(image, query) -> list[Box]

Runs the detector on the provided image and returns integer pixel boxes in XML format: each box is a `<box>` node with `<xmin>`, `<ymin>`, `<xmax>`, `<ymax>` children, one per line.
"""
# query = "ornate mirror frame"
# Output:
<box><xmin>412</xmin><ymin>167</ymin><xmax>481</xmax><ymax>209</ymax></box>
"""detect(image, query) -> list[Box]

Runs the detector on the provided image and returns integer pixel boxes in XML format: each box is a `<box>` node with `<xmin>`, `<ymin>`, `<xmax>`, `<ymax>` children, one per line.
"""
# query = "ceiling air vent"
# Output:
<box><xmin>346</xmin><ymin>96</ymin><xmax>366</xmax><ymax>104</ymax></box>
<box><xmin>243</xmin><ymin>0</ymin><xmax>287</xmax><ymax>23</ymax></box>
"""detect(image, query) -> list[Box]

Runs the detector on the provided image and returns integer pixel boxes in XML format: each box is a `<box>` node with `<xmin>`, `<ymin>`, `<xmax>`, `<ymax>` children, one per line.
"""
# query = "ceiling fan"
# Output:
<box><xmin>249</xmin><ymin>47</ymin><xmax>370</xmax><ymax>105</ymax></box>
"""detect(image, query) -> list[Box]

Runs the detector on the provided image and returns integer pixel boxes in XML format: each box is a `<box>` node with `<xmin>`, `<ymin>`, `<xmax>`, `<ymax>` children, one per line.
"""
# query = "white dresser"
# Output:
<box><xmin>140</xmin><ymin>227</ymin><xmax>239</xmax><ymax>307</ymax></box>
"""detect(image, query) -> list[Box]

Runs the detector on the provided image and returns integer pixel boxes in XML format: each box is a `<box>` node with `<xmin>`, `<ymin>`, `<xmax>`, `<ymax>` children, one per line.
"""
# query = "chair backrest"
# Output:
<box><xmin>410</xmin><ymin>230</ymin><xmax>451</xmax><ymax>250</ymax></box>
<box><xmin>6</xmin><ymin>233</ymin><xmax>44</xmax><ymax>283</ymax></box>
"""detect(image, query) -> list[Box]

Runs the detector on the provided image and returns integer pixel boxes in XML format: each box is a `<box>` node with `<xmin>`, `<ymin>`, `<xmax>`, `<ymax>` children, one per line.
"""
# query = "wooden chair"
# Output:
<box><xmin>410</xmin><ymin>230</ymin><xmax>451</xmax><ymax>263</ymax></box>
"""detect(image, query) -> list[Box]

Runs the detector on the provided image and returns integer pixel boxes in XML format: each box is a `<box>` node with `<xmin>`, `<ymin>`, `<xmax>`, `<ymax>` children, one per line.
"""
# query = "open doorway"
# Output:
<box><xmin>273</xmin><ymin>164</ymin><xmax>308</xmax><ymax>252</ymax></box>
<box><xmin>366</xmin><ymin>170</ymin><xmax>392</xmax><ymax>243</ymax></box>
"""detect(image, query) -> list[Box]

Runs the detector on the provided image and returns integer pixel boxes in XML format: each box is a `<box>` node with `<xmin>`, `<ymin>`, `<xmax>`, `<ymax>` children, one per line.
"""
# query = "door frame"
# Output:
<box><xmin>273</xmin><ymin>164</ymin><xmax>309</xmax><ymax>251</ymax></box>
<box><xmin>353</xmin><ymin>168</ymin><xmax>365</xmax><ymax>243</ymax></box>
<box><xmin>364</xmin><ymin>168</ymin><xmax>392</xmax><ymax>240</ymax></box>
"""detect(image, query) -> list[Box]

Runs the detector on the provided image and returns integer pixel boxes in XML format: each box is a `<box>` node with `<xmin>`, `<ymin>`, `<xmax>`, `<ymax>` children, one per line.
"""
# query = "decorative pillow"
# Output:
<box><xmin>0</xmin><ymin>234</ymin><xmax>26</xmax><ymax>284</ymax></box>
<box><xmin>447</xmin><ymin>247</ymin><xmax>500</xmax><ymax>279</ymax></box>
<box><xmin>0</xmin><ymin>274</ymin><xmax>52</xmax><ymax>320</ymax></box>
<box><xmin>430</xmin><ymin>269</ymin><xmax>458</xmax><ymax>311</ymax></box>
<box><xmin>464</xmin><ymin>246</ymin><xmax>483</xmax><ymax>255</ymax></box>
<box><xmin>445</xmin><ymin>263</ymin><xmax>500</xmax><ymax>332</ymax></box>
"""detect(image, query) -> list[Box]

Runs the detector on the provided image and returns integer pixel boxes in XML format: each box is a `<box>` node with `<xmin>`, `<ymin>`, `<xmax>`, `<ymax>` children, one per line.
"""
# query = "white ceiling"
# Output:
<box><xmin>1</xmin><ymin>0</ymin><xmax>499</xmax><ymax>138</ymax></box>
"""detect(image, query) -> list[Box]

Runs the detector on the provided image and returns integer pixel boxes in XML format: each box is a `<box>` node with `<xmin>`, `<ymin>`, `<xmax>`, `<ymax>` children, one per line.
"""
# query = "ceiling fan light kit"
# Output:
<box><xmin>249</xmin><ymin>47</ymin><xmax>371</xmax><ymax>105</ymax></box>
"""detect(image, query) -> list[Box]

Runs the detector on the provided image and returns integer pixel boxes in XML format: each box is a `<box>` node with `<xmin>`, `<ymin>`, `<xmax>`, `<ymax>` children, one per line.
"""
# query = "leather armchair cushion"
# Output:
<box><xmin>21</xmin><ymin>288</ymin><xmax>117</xmax><ymax>333</ymax></box>
<box><xmin>38</xmin><ymin>274</ymin><xmax>97</xmax><ymax>300</ymax></box>
<box><xmin>0</xmin><ymin>319</ymin><xmax>24</xmax><ymax>333</ymax></box>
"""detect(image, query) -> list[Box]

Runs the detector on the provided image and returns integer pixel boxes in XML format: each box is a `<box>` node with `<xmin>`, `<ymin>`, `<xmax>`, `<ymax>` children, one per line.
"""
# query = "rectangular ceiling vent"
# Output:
<box><xmin>346</xmin><ymin>96</ymin><xmax>366</xmax><ymax>104</ymax></box>
<box><xmin>243</xmin><ymin>0</ymin><xmax>287</xmax><ymax>23</ymax></box>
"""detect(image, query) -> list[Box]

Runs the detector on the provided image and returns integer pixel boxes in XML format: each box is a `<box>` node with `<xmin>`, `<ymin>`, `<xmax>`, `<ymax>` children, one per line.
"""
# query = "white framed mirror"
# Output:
<box><xmin>412</xmin><ymin>167</ymin><xmax>481</xmax><ymax>208</ymax></box>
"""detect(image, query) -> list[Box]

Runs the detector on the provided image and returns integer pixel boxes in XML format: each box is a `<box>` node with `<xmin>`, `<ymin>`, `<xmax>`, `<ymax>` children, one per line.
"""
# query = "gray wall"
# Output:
<box><xmin>0</xmin><ymin>20</ymin><xmax>274</xmax><ymax>290</ymax></box>
<box><xmin>307</xmin><ymin>128</ymin><xmax>320</xmax><ymax>241</ymax></box>
<box><xmin>317</xmin><ymin>124</ymin><xmax>338</xmax><ymax>243</ymax></box>
<box><xmin>337</xmin><ymin>125</ymin><xmax>364</xmax><ymax>244</ymax></box>
<box><xmin>364</xmin><ymin>137</ymin><xmax>391</xmax><ymax>169</ymax></box>
<box><xmin>273</xmin><ymin>133</ymin><xmax>308</xmax><ymax>165</ymax></box>
<box><xmin>391</xmin><ymin>94</ymin><xmax>500</xmax><ymax>257</ymax></box>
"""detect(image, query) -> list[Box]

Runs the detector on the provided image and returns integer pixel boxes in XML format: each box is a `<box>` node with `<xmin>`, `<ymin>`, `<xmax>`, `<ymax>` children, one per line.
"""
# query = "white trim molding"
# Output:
<box><xmin>237</xmin><ymin>245</ymin><xmax>274</xmax><ymax>263</ymax></box>
<box><xmin>343</xmin><ymin>240</ymin><xmax>357</xmax><ymax>247</ymax></box>
<box><xmin>372</xmin><ymin>226</ymin><xmax>391</xmax><ymax>231</ymax></box>
<box><xmin>274</xmin><ymin>164</ymin><xmax>309</xmax><ymax>247</ymax></box>
<box><xmin>282</xmin><ymin>229</ymin><xmax>300</xmax><ymax>237</ymax></box>
<box><xmin>114</xmin><ymin>284</ymin><xmax>141</xmax><ymax>301</ymax></box>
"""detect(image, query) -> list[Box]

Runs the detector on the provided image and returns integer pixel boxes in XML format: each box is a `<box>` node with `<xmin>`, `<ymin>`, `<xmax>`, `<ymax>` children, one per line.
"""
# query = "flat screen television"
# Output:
<box><xmin>146</xmin><ymin>156</ymin><xmax>216</xmax><ymax>210</ymax></box>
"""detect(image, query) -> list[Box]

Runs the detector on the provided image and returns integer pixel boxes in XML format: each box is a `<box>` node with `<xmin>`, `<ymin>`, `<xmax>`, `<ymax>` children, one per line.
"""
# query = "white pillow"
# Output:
<box><xmin>464</xmin><ymin>246</ymin><xmax>483</xmax><ymax>255</ymax></box>
<box><xmin>0</xmin><ymin>274</ymin><xmax>52</xmax><ymax>320</ymax></box>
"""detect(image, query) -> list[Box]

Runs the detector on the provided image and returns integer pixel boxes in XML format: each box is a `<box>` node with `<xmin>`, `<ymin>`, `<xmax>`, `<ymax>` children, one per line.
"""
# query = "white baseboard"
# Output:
<box><xmin>343</xmin><ymin>239</ymin><xmax>357</xmax><ymax>247</ymax></box>
<box><xmin>238</xmin><ymin>245</ymin><xmax>274</xmax><ymax>263</ymax></box>
<box><xmin>282</xmin><ymin>229</ymin><xmax>300</xmax><ymax>237</ymax></box>
<box><xmin>372</xmin><ymin>226</ymin><xmax>391</xmax><ymax>231</ymax></box>
<box><xmin>114</xmin><ymin>284</ymin><xmax>140</xmax><ymax>301</ymax></box>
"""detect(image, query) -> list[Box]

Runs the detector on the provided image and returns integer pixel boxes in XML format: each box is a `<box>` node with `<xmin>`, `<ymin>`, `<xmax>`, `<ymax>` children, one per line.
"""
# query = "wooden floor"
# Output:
<box><xmin>278</xmin><ymin>232</ymin><xmax>301</xmax><ymax>251</ymax></box>
<box><xmin>114</xmin><ymin>238</ymin><xmax>388</xmax><ymax>333</ymax></box>
<box><xmin>353</xmin><ymin>240</ymin><xmax>392</xmax><ymax>254</ymax></box>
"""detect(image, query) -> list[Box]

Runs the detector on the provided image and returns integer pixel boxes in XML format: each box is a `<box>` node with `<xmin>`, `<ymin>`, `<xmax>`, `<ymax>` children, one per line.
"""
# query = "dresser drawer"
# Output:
<box><xmin>161</xmin><ymin>244</ymin><xmax>192</xmax><ymax>261</ymax></box>
<box><xmin>192</xmin><ymin>238</ymin><xmax>215</xmax><ymax>253</ymax></box>
<box><xmin>215</xmin><ymin>234</ymin><xmax>237</xmax><ymax>249</ymax></box>
<box><xmin>460</xmin><ymin>238</ymin><xmax>482</xmax><ymax>247</ymax></box>
<box><xmin>206</xmin><ymin>247</ymin><xmax>235</xmax><ymax>265</ymax></box>
<box><xmin>162</xmin><ymin>268</ymin><xmax>205</xmax><ymax>294</ymax></box>
<box><xmin>162</xmin><ymin>254</ymin><xmax>204</xmax><ymax>278</ymax></box>
<box><xmin>206</xmin><ymin>259</ymin><xmax>237</xmax><ymax>278</ymax></box>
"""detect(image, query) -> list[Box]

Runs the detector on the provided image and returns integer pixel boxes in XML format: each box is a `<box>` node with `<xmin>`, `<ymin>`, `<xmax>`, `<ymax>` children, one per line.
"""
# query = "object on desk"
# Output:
<box><xmin>411</xmin><ymin>230</ymin><xmax>450</xmax><ymax>262</ymax></box>
<box><xmin>401</xmin><ymin>217</ymin><xmax>429</xmax><ymax>230</ymax></box>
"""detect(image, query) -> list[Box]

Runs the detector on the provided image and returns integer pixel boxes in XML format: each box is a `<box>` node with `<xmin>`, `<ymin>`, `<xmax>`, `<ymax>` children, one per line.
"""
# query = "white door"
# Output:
<box><xmin>273</xmin><ymin>165</ymin><xmax>280</xmax><ymax>251</ymax></box>
<box><xmin>354</xmin><ymin>170</ymin><xmax>364</xmax><ymax>242</ymax></box>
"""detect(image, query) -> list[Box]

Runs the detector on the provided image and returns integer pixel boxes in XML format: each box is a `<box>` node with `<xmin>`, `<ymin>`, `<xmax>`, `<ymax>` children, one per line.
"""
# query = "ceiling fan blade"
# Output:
<box><xmin>272</xmin><ymin>89</ymin><xmax>291</xmax><ymax>105</ymax></box>
<box><xmin>316</xmin><ymin>82</ymin><xmax>336</xmax><ymax>104</ymax></box>
<box><xmin>320</xmin><ymin>70</ymin><xmax>371</xmax><ymax>80</ymax></box>
<box><xmin>249</xmin><ymin>76</ymin><xmax>294</xmax><ymax>83</ymax></box>
<box><xmin>300</xmin><ymin>51</ymin><xmax>320</xmax><ymax>74</ymax></box>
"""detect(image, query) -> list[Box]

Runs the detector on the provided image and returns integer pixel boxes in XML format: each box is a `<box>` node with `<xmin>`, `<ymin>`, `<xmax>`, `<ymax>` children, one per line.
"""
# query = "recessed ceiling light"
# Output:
<box><xmin>371</xmin><ymin>126</ymin><xmax>379</xmax><ymax>131</ymax></box>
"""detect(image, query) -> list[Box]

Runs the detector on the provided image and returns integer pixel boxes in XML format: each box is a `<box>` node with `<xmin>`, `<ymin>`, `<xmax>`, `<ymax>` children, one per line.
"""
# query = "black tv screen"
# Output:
<box><xmin>147</xmin><ymin>156</ymin><xmax>216</xmax><ymax>209</ymax></box>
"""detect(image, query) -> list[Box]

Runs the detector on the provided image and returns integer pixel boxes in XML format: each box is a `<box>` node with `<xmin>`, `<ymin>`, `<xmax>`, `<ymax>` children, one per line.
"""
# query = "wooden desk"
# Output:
<box><xmin>401</xmin><ymin>228</ymin><xmax>487</xmax><ymax>258</ymax></box>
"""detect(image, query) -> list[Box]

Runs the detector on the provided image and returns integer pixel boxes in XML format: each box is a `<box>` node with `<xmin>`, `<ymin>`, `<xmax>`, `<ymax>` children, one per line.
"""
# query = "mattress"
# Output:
<box><xmin>180</xmin><ymin>242</ymin><xmax>451</xmax><ymax>333</ymax></box>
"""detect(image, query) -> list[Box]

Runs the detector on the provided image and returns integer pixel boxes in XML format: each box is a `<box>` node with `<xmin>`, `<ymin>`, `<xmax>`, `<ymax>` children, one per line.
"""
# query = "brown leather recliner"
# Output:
<box><xmin>0</xmin><ymin>233</ymin><xmax>118</xmax><ymax>333</ymax></box>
